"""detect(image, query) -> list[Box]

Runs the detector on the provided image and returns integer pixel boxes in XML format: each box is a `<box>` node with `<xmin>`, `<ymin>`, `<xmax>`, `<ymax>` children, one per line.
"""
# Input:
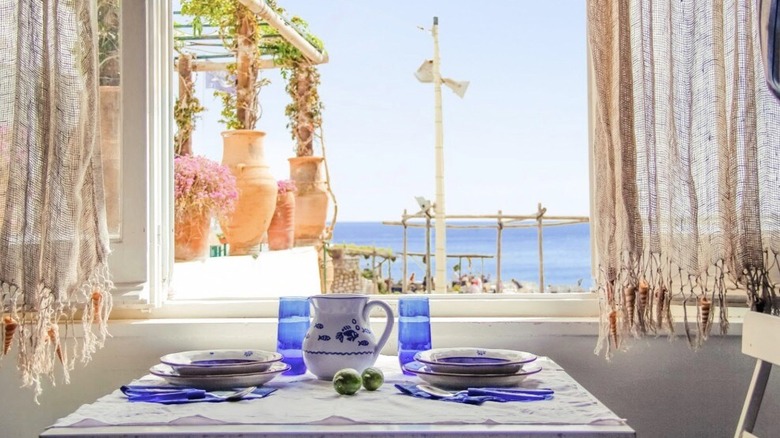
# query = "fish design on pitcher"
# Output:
<box><xmin>335</xmin><ymin>326</ymin><xmax>360</xmax><ymax>343</ymax></box>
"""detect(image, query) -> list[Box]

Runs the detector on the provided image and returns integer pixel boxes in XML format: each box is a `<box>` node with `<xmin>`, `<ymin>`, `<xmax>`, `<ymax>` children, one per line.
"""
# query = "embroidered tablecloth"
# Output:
<box><xmin>52</xmin><ymin>356</ymin><xmax>625</xmax><ymax>428</ymax></box>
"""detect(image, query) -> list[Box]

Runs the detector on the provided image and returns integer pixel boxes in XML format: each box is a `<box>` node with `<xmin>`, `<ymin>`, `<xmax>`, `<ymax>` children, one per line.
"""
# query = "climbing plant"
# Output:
<box><xmin>264</xmin><ymin>10</ymin><xmax>324</xmax><ymax>156</ymax></box>
<box><xmin>180</xmin><ymin>0</ymin><xmax>273</xmax><ymax>130</ymax></box>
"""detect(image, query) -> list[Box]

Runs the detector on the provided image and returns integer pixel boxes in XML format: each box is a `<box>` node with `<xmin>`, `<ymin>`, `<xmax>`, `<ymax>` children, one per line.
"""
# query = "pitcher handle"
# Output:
<box><xmin>363</xmin><ymin>300</ymin><xmax>394</xmax><ymax>359</ymax></box>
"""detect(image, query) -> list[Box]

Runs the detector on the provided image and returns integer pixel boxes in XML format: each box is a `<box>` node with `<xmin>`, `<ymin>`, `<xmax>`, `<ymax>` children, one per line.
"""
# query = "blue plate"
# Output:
<box><xmin>414</xmin><ymin>348</ymin><xmax>537</xmax><ymax>374</ymax></box>
<box><xmin>403</xmin><ymin>360</ymin><xmax>543</xmax><ymax>390</ymax></box>
<box><xmin>160</xmin><ymin>349</ymin><xmax>283</xmax><ymax>376</ymax></box>
<box><xmin>150</xmin><ymin>362</ymin><xmax>290</xmax><ymax>390</ymax></box>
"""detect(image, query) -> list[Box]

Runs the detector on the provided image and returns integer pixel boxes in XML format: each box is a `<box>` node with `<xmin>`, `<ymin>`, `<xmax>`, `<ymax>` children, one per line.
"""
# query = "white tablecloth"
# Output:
<box><xmin>53</xmin><ymin>356</ymin><xmax>625</xmax><ymax>429</ymax></box>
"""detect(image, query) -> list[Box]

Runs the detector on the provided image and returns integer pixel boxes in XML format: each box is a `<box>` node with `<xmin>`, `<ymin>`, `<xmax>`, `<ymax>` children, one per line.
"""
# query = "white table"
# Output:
<box><xmin>41</xmin><ymin>356</ymin><xmax>635</xmax><ymax>438</ymax></box>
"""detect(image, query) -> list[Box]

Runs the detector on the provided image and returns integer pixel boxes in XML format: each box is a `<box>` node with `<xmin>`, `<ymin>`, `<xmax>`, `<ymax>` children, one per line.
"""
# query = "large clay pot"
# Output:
<box><xmin>220</xmin><ymin>130</ymin><xmax>277</xmax><ymax>255</ymax></box>
<box><xmin>267</xmin><ymin>191</ymin><xmax>295</xmax><ymax>250</ymax></box>
<box><xmin>174</xmin><ymin>211</ymin><xmax>211</xmax><ymax>261</ymax></box>
<box><xmin>289</xmin><ymin>156</ymin><xmax>329</xmax><ymax>246</ymax></box>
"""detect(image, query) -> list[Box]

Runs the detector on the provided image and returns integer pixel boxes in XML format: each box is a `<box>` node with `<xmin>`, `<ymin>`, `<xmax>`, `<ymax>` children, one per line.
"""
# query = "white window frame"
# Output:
<box><xmin>108</xmin><ymin>0</ymin><xmax>172</xmax><ymax>308</ymax></box>
<box><xmin>107</xmin><ymin>2</ymin><xmax>599</xmax><ymax>319</ymax></box>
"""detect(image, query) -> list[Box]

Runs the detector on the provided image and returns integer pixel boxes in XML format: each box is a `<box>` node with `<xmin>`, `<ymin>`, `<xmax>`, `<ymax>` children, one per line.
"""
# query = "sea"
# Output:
<box><xmin>330</xmin><ymin>221</ymin><xmax>592</xmax><ymax>290</ymax></box>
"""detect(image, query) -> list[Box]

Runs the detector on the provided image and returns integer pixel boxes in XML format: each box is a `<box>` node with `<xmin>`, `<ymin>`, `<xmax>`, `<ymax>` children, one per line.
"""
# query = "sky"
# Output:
<box><xmin>188</xmin><ymin>1</ymin><xmax>589</xmax><ymax>222</ymax></box>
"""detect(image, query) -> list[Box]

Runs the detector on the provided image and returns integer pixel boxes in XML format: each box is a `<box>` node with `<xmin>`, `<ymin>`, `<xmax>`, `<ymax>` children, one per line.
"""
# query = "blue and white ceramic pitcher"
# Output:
<box><xmin>302</xmin><ymin>294</ymin><xmax>394</xmax><ymax>380</ymax></box>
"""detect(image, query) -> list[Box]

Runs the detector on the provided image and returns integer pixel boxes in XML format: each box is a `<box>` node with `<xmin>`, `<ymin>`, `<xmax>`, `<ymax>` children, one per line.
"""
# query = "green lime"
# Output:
<box><xmin>333</xmin><ymin>368</ymin><xmax>362</xmax><ymax>395</ymax></box>
<box><xmin>361</xmin><ymin>367</ymin><xmax>384</xmax><ymax>391</ymax></box>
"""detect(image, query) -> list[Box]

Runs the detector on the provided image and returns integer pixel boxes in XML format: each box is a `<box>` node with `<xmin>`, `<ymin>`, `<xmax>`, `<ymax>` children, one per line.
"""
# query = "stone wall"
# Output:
<box><xmin>331</xmin><ymin>255</ymin><xmax>362</xmax><ymax>293</ymax></box>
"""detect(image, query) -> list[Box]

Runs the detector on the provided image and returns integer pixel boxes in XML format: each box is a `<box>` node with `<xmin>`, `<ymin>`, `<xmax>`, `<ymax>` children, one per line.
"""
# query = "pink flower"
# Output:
<box><xmin>174</xmin><ymin>155</ymin><xmax>238</xmax><ymax>223</ymax></box>
<box><xmin>277</xmin><ymin>179</ymin><xmax>297</xmax><ymax>195</ymax></box>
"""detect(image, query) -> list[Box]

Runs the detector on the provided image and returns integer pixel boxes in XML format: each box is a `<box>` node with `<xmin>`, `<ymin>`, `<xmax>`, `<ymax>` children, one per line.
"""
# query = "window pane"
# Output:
<box><xmin>168</xmin><ymin>2</ymin><xmax>591</xmax><ymax>301</ymax></box>
<box><xmin>98</xmin><ymin>0</ymin><xmax>121</xmax><ymax>238</ymax></box>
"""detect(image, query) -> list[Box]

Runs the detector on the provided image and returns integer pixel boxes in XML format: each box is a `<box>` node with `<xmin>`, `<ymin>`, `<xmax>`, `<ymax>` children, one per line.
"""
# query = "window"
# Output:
<box><xmin>110</xmin><ymin>1</ymin><xmax>598</xmax><ymax>319</ymax></box>
<box><xmin>107</xmin><ymin>0</ymin><xmax>172</xmax><ymax>307</ymax></box>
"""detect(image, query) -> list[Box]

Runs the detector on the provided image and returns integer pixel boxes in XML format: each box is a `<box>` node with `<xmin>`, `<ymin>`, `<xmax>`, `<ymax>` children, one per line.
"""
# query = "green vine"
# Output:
<box><xmin>282</xmin><ymin>56</ymin><xmax>323</xmax><ymax>156</ymax></box>
<box><xmin>179</xmin><ymin>0</ymin><xmax>325</xmax><ymax>139</ymax></box>
<box><xmin>173</xmin><ymin>89</ymin><xmax>205</xmax><ymax>155</ymax></box>
<box><xmin>263</xmin><ymin>11</ymin><xmax>325</xmax><ymax>157</ymax></box>
<box><xmin>180</xmin><ymin>0</ymin><xmax>273</xmax><ymax>130</ymax></box>
<box><xmin>216</xmin><ymin>88</ymin><xmax>240</xmax><ymax>130</ymax></box>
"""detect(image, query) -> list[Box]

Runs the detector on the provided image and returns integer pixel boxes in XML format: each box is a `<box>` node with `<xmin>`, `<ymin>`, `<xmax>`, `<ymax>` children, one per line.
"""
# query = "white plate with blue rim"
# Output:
<box><xmin>402</xmin><ymin>360</ymin><xmax>543</xmax><ymax>390</ymax></box>
<box><xmin>414</xmin><ymin>348</ymin><xmax>537</xmax><ymax>375</ymax></box>
<box><xmin>160</xmin><ymin>349</ymin><xmax>283</xmax><ymax>376</ymax></box>
<box><xmin>149</xmin><ymin>361</ymin><xmax>290</xmax><ymax>390</ymax></box>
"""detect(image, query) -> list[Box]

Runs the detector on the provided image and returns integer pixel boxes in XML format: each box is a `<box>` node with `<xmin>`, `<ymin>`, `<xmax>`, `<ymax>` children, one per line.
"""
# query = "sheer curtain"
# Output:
<box><xmin>588</xmin><ymin>0</ymin><xmax>780</xmax><ymax>357</ymax></box>
<box><xmin>0</xmin><ymin>0</ymin><xmax>112</xmax><ymax>396</ymax></box>
<box><xmin>759</xmin><ymin>0</ymin><xmax>780</xmax><ymax>97</ymax></box>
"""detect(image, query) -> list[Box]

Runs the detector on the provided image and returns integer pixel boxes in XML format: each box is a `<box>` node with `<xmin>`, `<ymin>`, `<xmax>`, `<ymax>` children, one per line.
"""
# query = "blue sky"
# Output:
<box><xmin>188</xmin><ymin>1</ymin><xmax>588</xmax><ymax>222</ymax></box>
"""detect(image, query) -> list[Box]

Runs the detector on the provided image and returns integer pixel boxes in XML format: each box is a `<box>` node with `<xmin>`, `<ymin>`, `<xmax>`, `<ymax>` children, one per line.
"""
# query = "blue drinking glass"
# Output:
<box><xmin>398</xmin><ymin>295</ymin><xmax>432</xmax><ymax>374</ymax></box>
<box><xmin>276</xmin><ymin>296</ymin><xmax>311</xmax><ymax>375</ymax></box>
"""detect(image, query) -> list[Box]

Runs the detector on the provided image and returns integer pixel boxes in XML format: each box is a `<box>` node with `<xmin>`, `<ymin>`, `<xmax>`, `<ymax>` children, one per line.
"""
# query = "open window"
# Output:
<box><xmin>105</xmin><ymin>0</ymin><xmax>173</xmax><ymax>308</ymax></box>
<box><xmin>110</xmin><ymin>1</ymin><xmax>597</xmax><ymax>319</ymax></box>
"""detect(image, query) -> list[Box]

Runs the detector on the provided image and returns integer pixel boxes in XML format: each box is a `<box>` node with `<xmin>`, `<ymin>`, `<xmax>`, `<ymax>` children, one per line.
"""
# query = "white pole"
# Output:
<box><xmin>432</xmin><ymin>17</ymin><xmax>447</xmax><ymax>293</ymax></box>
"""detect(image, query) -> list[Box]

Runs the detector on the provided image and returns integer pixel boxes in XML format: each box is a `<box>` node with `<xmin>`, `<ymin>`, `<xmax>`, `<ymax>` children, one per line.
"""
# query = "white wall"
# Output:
<box><xmin>1</xmin><ymin>319</ymin><xmax>777</xmax><ymax>438</ymax></box>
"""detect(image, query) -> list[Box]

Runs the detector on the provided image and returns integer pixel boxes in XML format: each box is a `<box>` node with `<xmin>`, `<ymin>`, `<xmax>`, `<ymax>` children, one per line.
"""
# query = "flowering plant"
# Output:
<box><xmin>277</xmin><ymin>179</ymin><xmax>297</xmax><ymax>195</ymax></box>
<box><xmin>174</xmin><ymin>155</ymin><xmax>238</xmax><ymax>222</ymax></box>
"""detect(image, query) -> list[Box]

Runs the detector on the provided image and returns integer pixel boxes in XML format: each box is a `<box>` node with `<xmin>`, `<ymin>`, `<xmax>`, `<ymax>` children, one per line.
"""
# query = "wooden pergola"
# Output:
<box><xmin>328</xmin><ymin>244</ymin><xmax>396</xmax><ymax>294</ymax></box>
<box><xmin>173</xmin><ymin>0</ymin><xmax>328</xmax><ymax>153</ymax></box>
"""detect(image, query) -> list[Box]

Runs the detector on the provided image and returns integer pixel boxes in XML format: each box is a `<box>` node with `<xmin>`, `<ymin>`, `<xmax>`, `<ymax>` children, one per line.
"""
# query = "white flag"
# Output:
<box><xmin>205</xmin><ymin>71</ymin><xmax>235</xmax><ymax>93</ymax></box>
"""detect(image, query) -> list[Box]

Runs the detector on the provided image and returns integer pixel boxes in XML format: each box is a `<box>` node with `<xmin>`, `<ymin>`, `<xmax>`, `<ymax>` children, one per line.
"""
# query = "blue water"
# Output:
<box><xmin>331</xmin><ymin>221</ymin><xmax>592</xmax><ymax>289</ymax></box>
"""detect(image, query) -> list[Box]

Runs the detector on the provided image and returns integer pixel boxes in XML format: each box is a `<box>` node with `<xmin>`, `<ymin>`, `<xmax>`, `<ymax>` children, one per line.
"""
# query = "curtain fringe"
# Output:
<box><xmin>0</xmin><ymin>264</ymin><xmax>112</xmax><ymax>402</ymax></box>
<box><xmin>594</xmin><ymin>251</ymin><xmax>779</xmax><ymax>359</ymax></box>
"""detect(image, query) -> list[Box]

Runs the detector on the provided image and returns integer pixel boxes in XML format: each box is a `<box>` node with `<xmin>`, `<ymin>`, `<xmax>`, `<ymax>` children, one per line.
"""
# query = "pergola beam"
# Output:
<box><xmin>178</xmin><ymin>59</ymin><xmax>278</xmax><ymax>72</ymax></box>
<box><xmin>238</xmin><ymin>0</ymin><xmax>328</xmax><ymax>65</ymax></box>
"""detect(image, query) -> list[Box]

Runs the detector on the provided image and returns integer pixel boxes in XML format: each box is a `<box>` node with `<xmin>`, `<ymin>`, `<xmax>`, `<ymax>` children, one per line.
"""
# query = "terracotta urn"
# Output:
<box><xmin>267</xmin><ymin>191</ymin><xmax>295</xmax><ymax>250</ymax></box>
<box><xmin>174</xmin><ymin>211</ymin><xmax>211</xmax><ymax>261</ymax></box>
<box><xmin>220</xmin><ymin>130</ymin><xmax>277</xmax><ymax>255</ymax></box>
<box><xmin>288</xmin><ymin>156</ymin><xmax>329</xmax><ymax>246</ymax></box>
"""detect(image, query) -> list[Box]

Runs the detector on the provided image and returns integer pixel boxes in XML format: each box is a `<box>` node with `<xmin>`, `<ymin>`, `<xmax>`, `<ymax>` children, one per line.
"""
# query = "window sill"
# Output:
<box><xmin>97</xmin><ymin>317</ymin><xmax>605</xmax><ymax>343</ymax></box>
<box><xmin>106</xmin><ymin>299</ymin><xmax>749</xmax><ymax>340</ymax></box>
<box><xmin>98</xmin><ymin>308</ymin><xmax>747</xmax><ymax>348</ymax></box>
<box><xmin>109</xmin><ymin>292</ymin><xmax>601</xmax><ymax>319</ymax></box>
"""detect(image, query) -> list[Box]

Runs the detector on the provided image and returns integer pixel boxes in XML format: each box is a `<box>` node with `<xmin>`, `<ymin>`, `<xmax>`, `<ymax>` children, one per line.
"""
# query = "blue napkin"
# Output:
<box><xmin>121</xmin><ymin>385</ymin><xmax>277</xmax><ymax>404</ymax></box>
<box><xmin>394</xmin><ymin>384</ymin><xmax>502</xmax><ymax>405</ymax></box>
<box><xmin>394</xmin><ymin>384</ymin><xmax>553</xmax><ymax>405</ymax></box>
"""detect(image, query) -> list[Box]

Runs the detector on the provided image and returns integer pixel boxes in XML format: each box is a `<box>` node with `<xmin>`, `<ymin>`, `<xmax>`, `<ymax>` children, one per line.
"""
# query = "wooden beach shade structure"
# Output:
<box><xmin>328</xmin><ymin>244</ymin><xmax>396</xmax><ymax>294</ymax></box>
<box><xmin>406</xmin><ymin>252</ymin><xmax>494</xmax><ymax>291</ymax></box>
<box><xmin>385</xmin><ymin>205</ymin><xmax>589</xmax><ymax>293</ymax></box>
